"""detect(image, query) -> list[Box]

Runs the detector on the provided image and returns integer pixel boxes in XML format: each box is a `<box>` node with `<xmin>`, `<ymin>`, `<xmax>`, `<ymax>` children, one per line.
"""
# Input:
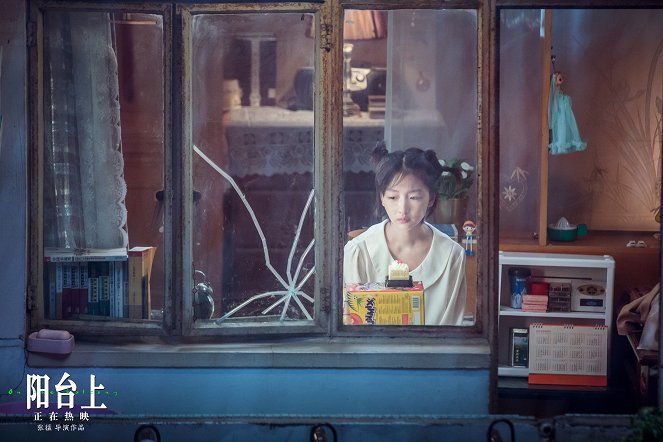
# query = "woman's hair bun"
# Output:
<box><xmin>424</xmin><ymin>149</ymin><xmax>443</xmax><ymax>174</ymax></box>
<box><xmin>371</xmin><ymin>140</ymin><xmax>389</xmax><ymax>167</ymax></box>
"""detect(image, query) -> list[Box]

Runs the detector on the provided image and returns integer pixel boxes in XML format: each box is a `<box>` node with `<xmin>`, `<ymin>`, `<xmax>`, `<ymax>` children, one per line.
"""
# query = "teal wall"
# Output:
<box><xmin>3</xmin><ymin>367</ymin><xmax>489</xmax><ymax>416</ymax></box>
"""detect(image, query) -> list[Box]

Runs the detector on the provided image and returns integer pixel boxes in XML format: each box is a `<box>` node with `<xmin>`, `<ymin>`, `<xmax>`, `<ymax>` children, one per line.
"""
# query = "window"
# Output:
<box><xmin>29</xmin><ymin>1</ymin><xmax>490</xmax><ymax>343</ymax></box>
<box><xmin>189</xmin><ymin>10</ymin><xmax>317</xmax><ymax>332</ymax></box>
<box><xmin>341</xmin><ymin>8</ymin><xmax>479</xmax><ymax>327</ymax></box>
<box><xmin>32</xmin><ymin>5</ymin><xmax>169</xmax><ymax>334</ymax></box>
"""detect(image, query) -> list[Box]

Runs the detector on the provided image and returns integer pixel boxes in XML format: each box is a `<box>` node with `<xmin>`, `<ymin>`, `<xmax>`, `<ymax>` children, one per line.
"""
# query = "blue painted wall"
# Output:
<box><xmin>4</xmin><ymin>367</ymin><xmax>489</xmax><ymax>416</ymax></box>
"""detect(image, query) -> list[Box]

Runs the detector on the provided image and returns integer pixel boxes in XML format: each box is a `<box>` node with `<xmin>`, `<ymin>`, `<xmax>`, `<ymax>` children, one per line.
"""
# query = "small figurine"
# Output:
<box><xmin>462</xmin><ymin>220</ymin><xmax>476</xmax><ymax>256</ymax></box>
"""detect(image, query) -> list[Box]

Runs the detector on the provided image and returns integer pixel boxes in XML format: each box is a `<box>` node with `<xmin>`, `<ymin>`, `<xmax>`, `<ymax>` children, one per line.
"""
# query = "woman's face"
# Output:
<box><xmin>380</xmin><ymin>173</ymin><xmax>434</xmax><ymax>230</ymax></box>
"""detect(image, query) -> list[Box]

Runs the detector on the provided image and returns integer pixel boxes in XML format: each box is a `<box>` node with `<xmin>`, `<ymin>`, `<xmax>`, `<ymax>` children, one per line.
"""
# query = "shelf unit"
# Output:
<box><xmin>497</xmin><ymin>251</ymin><xmax>615</xmax><ymax>379</ymax></box>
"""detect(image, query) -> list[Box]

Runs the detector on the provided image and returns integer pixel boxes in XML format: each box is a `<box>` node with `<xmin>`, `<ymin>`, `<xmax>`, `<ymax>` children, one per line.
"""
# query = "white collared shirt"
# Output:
<box><xmin>343</xmin><ymin>220</ymin><xmax>467</xmax><ymax>325</ymax></box>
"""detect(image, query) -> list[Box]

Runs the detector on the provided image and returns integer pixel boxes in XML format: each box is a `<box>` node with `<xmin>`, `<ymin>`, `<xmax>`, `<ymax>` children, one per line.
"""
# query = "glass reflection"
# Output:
<box><xmin>42</xmin><ymin>11</ymin><xmax>165</xmax><ymax>322</ymax></box>
<box><xmin>342</xmin><ymin>9</ymin><xmax>478</xmax><ymax>326</ymax></box>
<box><xmin>191</xmin><ymin>13</ymin><xmax>316</xmax><ymax>325</ymax></box>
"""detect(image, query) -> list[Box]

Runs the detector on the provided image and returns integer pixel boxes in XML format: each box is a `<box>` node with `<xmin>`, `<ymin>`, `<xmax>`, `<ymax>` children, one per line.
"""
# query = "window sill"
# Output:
<box><xmin>27</xmin><ymin>337</ymin><xmax>490</xmax><ymax>370</ymax></box>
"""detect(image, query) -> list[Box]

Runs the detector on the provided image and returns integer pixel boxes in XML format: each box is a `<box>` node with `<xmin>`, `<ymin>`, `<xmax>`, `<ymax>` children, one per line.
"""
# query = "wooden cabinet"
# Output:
<box><xmin>498</xmin><ymin>7</ymin><xmax>660</xmax><ymax>324</ymax></box>
<box><xmin>499</xmin><ymin>9</ymin><xmax>662</xmax><ymax>247</ymax></box>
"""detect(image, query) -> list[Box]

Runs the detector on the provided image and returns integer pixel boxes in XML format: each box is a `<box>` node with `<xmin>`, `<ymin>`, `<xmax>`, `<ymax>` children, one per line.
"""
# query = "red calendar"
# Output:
<box><xmin>528</xmin><ymin>323</ymin><xmax>608</xmax><ymax>386</ymax></box>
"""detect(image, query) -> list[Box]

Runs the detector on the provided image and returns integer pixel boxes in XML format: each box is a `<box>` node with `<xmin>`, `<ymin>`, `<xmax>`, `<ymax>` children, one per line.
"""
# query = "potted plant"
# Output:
<box><xmin>429</xmin><ymin>159</ymin><xmax>475</xmax><ymax>228</ymax></box>
<box><xmin>625</xmin><ymin>407</ymin><xmax>663</xmax><ymax>442</ymax></box>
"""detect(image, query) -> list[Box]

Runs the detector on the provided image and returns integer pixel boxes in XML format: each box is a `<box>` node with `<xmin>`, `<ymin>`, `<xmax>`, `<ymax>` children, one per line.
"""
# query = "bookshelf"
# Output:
<box><xmin>41</xmin><ymin>246</ymin><xmax>156</xmax><ymax>324</ymax></box>
<box><xmin>43</xmin><ymin>248</ymin><xmax>129</xmax><ymax>320</ymax></box>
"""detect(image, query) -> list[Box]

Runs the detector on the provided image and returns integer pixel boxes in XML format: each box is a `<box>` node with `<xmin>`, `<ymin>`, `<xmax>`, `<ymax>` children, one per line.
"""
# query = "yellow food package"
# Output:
<box><xmin>343</xmin><ymin>282</ymin><xmax>424</xmax><ymax>325</ymax></box>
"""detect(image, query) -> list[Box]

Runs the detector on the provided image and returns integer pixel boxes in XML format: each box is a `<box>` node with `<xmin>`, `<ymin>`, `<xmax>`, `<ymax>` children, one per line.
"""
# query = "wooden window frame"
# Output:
<box><xmin>27</xmin><ymin>0</ymin><xmax>496</xmax><ymax>354</ymax></box>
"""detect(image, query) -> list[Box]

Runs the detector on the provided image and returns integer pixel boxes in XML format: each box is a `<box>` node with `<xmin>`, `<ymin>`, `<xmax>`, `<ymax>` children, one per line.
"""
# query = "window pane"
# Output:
<box><xmin>498</xmin><ymin>9</ymin><xmax>543</xmax><ymax>241</ymax></box>
<box><xmin>548</xmin><ymin>9</ymin><xmax>662</xmax><ymax>231</ymax></box>
<box><xmin>42</xmin><ymin>11</ymin><xmax>165</xmax><ymax>323</ymax></box>
<box><xmin>342</xmin><ymin>9</ymin><xmax>478</xmax><ymax>326</ymax></box>
<box><xmin>191</xmin><ymin>13</ymin><xmax>316</xmax><ymax>326</ymax></box>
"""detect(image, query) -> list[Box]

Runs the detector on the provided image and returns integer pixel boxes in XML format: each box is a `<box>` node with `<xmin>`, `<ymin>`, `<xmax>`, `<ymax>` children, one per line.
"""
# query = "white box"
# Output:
<box><xmin>571</xmin><ymin>281</ymin><xmax>607</xmax><ymax>312</ymax></box>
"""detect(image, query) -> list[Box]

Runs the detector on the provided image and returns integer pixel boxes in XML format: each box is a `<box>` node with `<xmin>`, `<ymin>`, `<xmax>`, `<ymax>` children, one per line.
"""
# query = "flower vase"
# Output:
<box><xmin>430</xmin><ymin>198</ymin><xmax>468</xmax><ymax>231</ymax></box>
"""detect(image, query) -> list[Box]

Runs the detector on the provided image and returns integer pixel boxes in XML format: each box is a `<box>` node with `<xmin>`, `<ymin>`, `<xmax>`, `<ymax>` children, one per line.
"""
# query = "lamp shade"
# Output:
<box><xmin>344</xmin><ymin>10</ymin><xmax>387</xmax><ymax>40</ymax></box>
<box><xmin>306</xmin><ymin>10</ymin><xmax>387</xmax><ymax>40</ymax></box>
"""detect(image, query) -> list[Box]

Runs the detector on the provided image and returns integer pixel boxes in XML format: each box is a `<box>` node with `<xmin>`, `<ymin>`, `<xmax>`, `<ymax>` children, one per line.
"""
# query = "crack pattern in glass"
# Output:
<box><xmin>193</xmin><ymin>145</ymin><xmax>315</xmax><ymax>323</ymax></box>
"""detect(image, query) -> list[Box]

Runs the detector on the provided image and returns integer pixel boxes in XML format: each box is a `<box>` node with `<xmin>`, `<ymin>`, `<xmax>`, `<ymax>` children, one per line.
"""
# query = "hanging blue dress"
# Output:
<box><xmin>548</xmin><ymin>74</ymin><xmax>587</xmax><ymax>155</ymax></box>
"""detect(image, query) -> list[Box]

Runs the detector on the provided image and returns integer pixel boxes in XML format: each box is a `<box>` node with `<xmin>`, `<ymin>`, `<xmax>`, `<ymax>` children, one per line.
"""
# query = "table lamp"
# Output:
<box><xmin>342</xmin><ymin>10</ymin><xmax>387</xmax><ymax>116</ymax></box>
<box><xmin>307</xmin><ymin>10</ymin><xmax>387</xmax><ymax>116</ymax></box>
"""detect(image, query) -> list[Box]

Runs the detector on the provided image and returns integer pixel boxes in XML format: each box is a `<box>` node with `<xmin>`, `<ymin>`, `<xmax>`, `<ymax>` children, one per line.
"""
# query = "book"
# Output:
<box><xmin>87</xmin><ymin>275</ymin><xmax>99</xmax><ymax>316</ymax></box>
<box><xmin>99</xmin><ymin>273</ymin><xmax>111</xmax><ymax>317</ymax></box>
<box><xmin>510</xmin><ymin>327</ymin><xmax>529</xmax><ymax>367</ymax></box>
<box><xmin>69</xmin><ymin>263</ymin><xmax>81</xmax><ymax>316</ymax></box>
<box><xmin>62</xmin><ymin>288</ymin><xmax>74</xmax><ymax>319</ymax></box>
<box><xmin>43</xmin><ymin>249</ymin><xmax>130</xmax><ymax>319</ymax></box>
<box><xmin>123</xmin><ymin>261</ymin><xmax>129</xmax><ymax>318</ymax></box>
<box><xmin>44</xmin><ymin>247</ymin><xmax>128</xmax><ymax>262</ymax></box>
<box><xmin>109</xmin><ymin>262</ymin><xmax>116</xmax><ymax>317</ymax></box>
<box><xmin>112</xmin><ymin>261</ymin><xmax>125</xmax><ymax>318</ymax></box>
<box><xmin>62</xmin><ymin>263</ymin><xmax>73</xmax><ymax>319</ymax></box>
<box><xmin>78</xmin><ymin>263</ymin><xmax>89</xmax><ymax>315</ymax></box>
<box><xmin>128</xmin><ymin>246</ymin><xmax>157</xmax><ymax>319</ymax></box>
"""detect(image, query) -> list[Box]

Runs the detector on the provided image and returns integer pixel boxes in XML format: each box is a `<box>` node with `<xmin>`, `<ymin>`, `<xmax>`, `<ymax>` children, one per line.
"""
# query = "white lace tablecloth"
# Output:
<box><xmin>224</xmin><ymin>107</ymin><xmax>384</xmax><ymax>177</ymax></box>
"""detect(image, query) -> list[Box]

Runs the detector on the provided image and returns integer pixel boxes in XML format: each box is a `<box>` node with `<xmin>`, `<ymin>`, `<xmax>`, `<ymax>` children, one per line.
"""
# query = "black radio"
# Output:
<box><xmin>294</xmin><ymin>67</ymin><xmax>387</xmax><ymax>111</ymax></box>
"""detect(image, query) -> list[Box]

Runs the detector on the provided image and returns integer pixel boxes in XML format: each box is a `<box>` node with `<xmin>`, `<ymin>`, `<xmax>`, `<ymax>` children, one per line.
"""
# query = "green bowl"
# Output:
<box><xmin>547</xmin><ymin>226</ymin><xmax>577</xmax><ymax>242</ymax></box>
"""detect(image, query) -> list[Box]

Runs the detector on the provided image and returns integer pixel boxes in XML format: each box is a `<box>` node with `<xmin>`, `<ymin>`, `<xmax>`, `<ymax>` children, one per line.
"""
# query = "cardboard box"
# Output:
<box><xmin>343</xmin><ymin>282</ymin><xmax>424</xmax><ymax>325</ymax></box>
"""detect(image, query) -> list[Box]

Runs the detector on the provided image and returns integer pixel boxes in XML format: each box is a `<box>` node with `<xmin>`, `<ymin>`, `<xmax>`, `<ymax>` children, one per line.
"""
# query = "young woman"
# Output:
<box><xmin>343</xmin><ymin>144</ymin><xmax>467</xmax><ymax>325</ymax></box>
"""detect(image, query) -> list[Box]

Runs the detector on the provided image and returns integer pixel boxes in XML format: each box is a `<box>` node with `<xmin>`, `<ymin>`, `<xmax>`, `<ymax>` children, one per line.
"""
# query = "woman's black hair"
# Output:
<box><xmin>371</xmin><ymin>140</ymin><xmax>444</xmax><ymax>221</ymax></box>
